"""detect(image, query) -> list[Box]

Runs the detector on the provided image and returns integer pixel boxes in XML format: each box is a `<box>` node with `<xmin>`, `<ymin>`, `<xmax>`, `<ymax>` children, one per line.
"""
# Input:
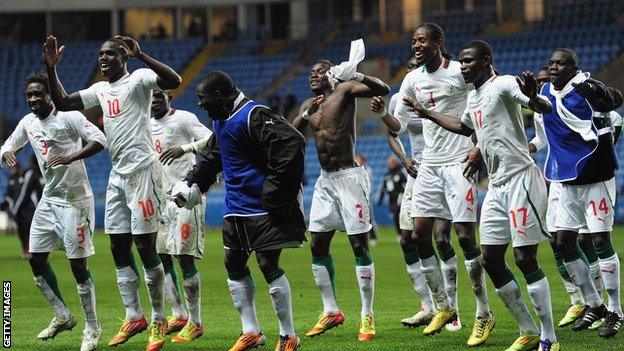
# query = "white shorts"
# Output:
<box><xmin>546</xmin><ymin>181</ymin><xmax>562</xmax><ymax>233</ymax></box>
<box><xmin>30</xmin><ymin>199</ymin><xmax>95</xmax><ymax>259</ymax></box>
<box><xmin>157</xmin><ymin>200</ymin><xmax>206</xmax><ymax>259</ymax></box>
<box><xmin>411</xmin><ymin>163</ymin><xmax>477</xmax><ymax>222</ymax></box>
<box><xmin>308</xmin><ymin>166</ymin><xmax>373</xmax><ymax>235</ymax></box>
<box><xmin>399</xmin><ymin>176</ymin><xmax>415</xmax><ymax>230</ymax></box>
<box><xmin>105</xmin><ymin>160</ymin><xmax>166</xmax><ymax>235</ymax></box>
<box><xmin>555</xmin><ymin>178</ymin><xmax>616</xmax><ymax>233</ymax></box>
<box><xmin>480</xmin><ymin>165</ymin><xmax>549</xmax><ymax>247</ymax></box>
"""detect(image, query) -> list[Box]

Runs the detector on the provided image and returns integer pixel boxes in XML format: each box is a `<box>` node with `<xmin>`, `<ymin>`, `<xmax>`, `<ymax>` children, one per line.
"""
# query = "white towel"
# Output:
<box><xmin>326</xmin><ymin>38</ymin><xmax>365</xmax><ymax>90</ymax></box>
<box><xmin>548</xmin><ymin>71</ymin><xmax>597</xmax><ymax>141</ymax></box>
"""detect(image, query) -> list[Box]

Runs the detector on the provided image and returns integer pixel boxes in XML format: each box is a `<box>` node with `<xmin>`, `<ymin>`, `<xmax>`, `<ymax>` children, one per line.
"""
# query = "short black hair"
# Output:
<box><xmin>25</xmin><ymin>72</ymin><xmax>50</xmax><ymax>94</ymax></box>
<box><xmin>316</xmin><ymin>59</ymin><xmax>333</xmax><ymax>70</ymax></box>
<box><xmin>104</xmin><ymin>37</ymin><xmax>130</xmax><ymax>60</ymax></box>
<box><xmin>553</xmin><ymin>48</ymin><xmax>579</xmax><ymax>67</ymax></box>
<box><xmin>460</xmin><ymin>40</ymin><xmax>493</xmax><ymax>61</ymax></box>
<box><xmin>199</xmin><ymin>71</ymin><xmax>236</xmax><ymax>95</ymax></box>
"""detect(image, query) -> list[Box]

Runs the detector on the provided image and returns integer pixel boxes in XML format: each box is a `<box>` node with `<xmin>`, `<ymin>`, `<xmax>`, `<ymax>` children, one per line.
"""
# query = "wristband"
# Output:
<box><xmin>376</xmin><ymin>107</ymin><xmax>387</xmax><ymax>118</ymax></box>
<box><xmin>354</xmin><ymin>72</ymin><xmax>364</xmax><ymax>82</ymax></box>
<box><xmin>301</xmin><ymin>110</ymin><xmax>310</xmax><ymax>120</ymax></box>
<box><xmin>181</xmin><ymin>144</ymin><xmax>194</xmax><ymax>153</ymax></box>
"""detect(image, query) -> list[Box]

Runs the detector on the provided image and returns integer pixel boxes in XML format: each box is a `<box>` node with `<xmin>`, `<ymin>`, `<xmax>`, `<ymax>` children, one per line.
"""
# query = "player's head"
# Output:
<box><xmin>309</xmin><ymin>59</ymin><xmax>332</xmax><ymax>93</ymax></box>
<box><xmin>387</xmin><ymin>155</ymin><xmax>399</xmax><ymax>169</ymax></box>
<box><xmin>406</xmin><ymin>56</ymin><xmax>419</xmax><ymax>73</ymax></box>
<box><xmin>98</xmin><ymin>38</ymin><xmax>129</xmax><ymax>79</ymax></box>
<box><xmin>459</xmin><ymin>40</ymin><xmax>494</xmax><ymax>85</ymax></box>
<box><xmin>151</xmin><ymin>90</ymin><xmax>173</xmax><ymax>119</ymax></box>
<box><xmin>25</xmin><ymin>72</ymin><xmax>53</xmax><ymax>118</ymax></box>
<box><xmin>412</xmin><ymin>23</ymin><xmax>450</xmax><ymax>67</ymax></box>
<box><xmin>197</xmin><ymin>70</ymin><xmax>238</xmax><ymax>120</ymax></box>
<box><xmin>549</xmin><ymin>48</ymin><xmax>579</xmax><ymax>90</ymax></box>
<box><xmin>537</xmin><ymin>66</ymin><xmax>550</xmax><ymax>89</ymax></box>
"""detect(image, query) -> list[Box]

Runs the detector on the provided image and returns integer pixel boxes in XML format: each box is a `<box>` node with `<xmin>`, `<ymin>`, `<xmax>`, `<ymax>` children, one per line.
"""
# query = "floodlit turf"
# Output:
<box><xmin>2</xmin><ymin>227</ymin><xmax>623</xmax><ymax>351</ymax></box>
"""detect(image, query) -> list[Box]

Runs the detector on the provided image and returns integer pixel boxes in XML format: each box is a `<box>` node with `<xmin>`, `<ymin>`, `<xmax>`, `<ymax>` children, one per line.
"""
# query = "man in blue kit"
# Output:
<box><xmin>174</xmin><ymin>71</ymin><xmax>307</xmax><ymax>351</ymax></box>
<box><xmin>538</xmin><ymin>48</ymin><xmax>623</xmax><ymax>338</ymax></box>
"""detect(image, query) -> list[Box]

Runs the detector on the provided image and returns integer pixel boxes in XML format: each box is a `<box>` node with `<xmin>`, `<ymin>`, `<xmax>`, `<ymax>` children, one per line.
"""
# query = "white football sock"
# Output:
<box><xmin>115</xmin><ymin>266</ymin><xmax>143</xmax><ymax>320</ymax></box>
<box><xmin>406</xmin><ymin>261</ymin><xmax>434</xmax><ymax>313</ymax></box>
<box><xmin>268</xmin><ymin>275</ymin><xmax>296</xmax><ymax>337</ymax></box>
<box><xmin>34</xmin><ymin>276</ymin><xmax>71</xmax><ymax>320</ymax></box>
<box><xmin>311</xmin><ymin>264</ymin><xmax>340</xmax><ymax>314</ymax></box>
<box><xmin>599</xmin><ymin>254</ymin><xmax>623</xmax><ymax>316</ymax></box>
<box><xmin>144</xmin><ymin>264</ymin><xmax>166</xmax><ymax>323</ymax></box>
<box><xmin>164</xmin><ymin>270</ymin><xmax>187</xmax><ymax>319</ymax></box>
<box><xmin>183</xmin><ymin>273</ymin><xmax>202</xmax><ymax>325</ymax></box>
<box><xmin>527</xmin><ymin>277</ymin><xmax>557</xmax><ymax>343</ymax></box>
<box><xmin>228</xmin><ymin>276</ymin><xmax>260</xmax><ymax>334</ymax></box>
<box><xmin>355</xmin><ymin>263</ymin><xmax>375</xmax><ymax>317</ymax></box>
<box><xmin>564</xmin><ymin>258</ymin><xmax>603</xmax><ymax>308</ymax></box>
<box><xmin>421</xmin><ymin>256</ymin><xmax>451</xmax><ymax>310</ymax></box>
<box><xmin>441</xmin><ymin>255</ymin><xmax>459</xmax><ymax>311</ymax></box>
<box><xmin>496</xmin><ymin>279</ymin><xmax>539</xmax><ymax>335</ymax></box>
<box><xmin>465</xmin><ymin>256</ymin><xmax>491</xmax><ymax>318</ymax></box>
<box><xmin>77</xmin><ymin>278</ymin><xmax>99</xmax><ymax>330</ymax></box>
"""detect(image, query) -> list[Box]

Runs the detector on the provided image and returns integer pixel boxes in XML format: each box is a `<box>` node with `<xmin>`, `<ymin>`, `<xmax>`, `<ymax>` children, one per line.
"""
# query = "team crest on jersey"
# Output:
<box><xmin>443</xmin><ymin>85</ymin><xmax>453</xmax><ymax>95</ymax></box>
<box><xmin>482</xmin><ymin>95</ymin><xmax>493</xmax><ymax>108</ymax></box>
<box><xmin>49</xmin><ymin>127</ymin><xmax>59</xmax><ymax>138</ymax></box>
<box><xmin>165</xmin><ymin>127</ymin><xmax>174</xmax><ymax>136</ymax></box>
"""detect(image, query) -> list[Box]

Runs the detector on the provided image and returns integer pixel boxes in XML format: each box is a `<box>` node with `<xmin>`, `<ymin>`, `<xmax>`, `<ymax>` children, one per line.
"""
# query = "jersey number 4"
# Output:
<box><xmin>107</xmin><ymin>99</ymin><xmax>121</xmax><ymax>117</ymax></box>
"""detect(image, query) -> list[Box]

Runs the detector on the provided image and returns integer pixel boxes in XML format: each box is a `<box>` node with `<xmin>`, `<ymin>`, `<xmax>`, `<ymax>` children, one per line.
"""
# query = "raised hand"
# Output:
<box><xmin>307</xmin><ymin>95</ymin><xmax>324</xmax><ymax>115</ymax></box>
<box><xmin>571</xmin><ymin>81</ymin><xmax>597</xmax><ymax>98</ymax></box>
<box><xmin>369</xmin><ymin>96</ymin><xmax>386</xmax><ymax>114</ymax></box>
<box><xmin>402</xmin><ymin>96</ymin><xmax>427</xmax><ymax>116</ymax></box>
<box><xmin>516</xmin><ymin>71</ymin><xmax>538</xmax><ymax>98</ymax></box>
<box><xmin>47</xmin><ymin>154</ymin><xmax>74</xmax><ymax>168</ymax></box>
<box><xmin>114</xmin><ymin>35</ymin><xmax>142</xmax><ymax>57</ymax></box>
<box><xmin>42</xmin><ymin>35</ymin><xmax>65</xmax><ymax>67</ymax></box>
<box><xmin>1</xmin><ymin>150</ymin><xmax>17</xmax><ymax>167</ymax></box>
<box><xmin>159</xmin><ymin>147</ymin><xmax>185</xmax><ymax>165</ymax></box>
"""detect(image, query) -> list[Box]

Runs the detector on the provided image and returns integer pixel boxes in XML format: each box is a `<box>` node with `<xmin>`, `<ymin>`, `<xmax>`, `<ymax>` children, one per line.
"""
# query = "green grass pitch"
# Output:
<box><xmin>2</xmin><ymin>226</ymin><xmax>623</xmax><ymax>350</ymax></box>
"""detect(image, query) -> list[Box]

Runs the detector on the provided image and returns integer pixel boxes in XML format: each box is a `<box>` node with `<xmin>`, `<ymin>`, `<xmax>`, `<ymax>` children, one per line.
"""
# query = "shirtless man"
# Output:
<box><xmin>291</xmin><ymin>59</ymin><xmax>389</xmax><ymax>341</ymax></box>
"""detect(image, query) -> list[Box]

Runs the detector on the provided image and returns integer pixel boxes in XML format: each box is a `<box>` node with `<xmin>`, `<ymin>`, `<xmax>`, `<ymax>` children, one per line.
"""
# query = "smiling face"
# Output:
<box><xmin>309</xmin><ymin>62</ymin><xmax>331</xmax><ymax>94</ymax></box>
<box><xmin>98</xmin><ymin>41</ymin><xmax>126</xmax><ymax>79</ymax></box>
<box><xmin>411</xmin><ymin>26</ymin><xmax>440</xmax><ymax>68</ymax></box>
<box><xmin>26</xmin><ymin>82</ymin><xmax>53</xmax><ymax>118</ymax></box>
<box><xmin>549</xmin><ymin>50</ymin><xmax>577</xmax><ymax>90</ymax></box>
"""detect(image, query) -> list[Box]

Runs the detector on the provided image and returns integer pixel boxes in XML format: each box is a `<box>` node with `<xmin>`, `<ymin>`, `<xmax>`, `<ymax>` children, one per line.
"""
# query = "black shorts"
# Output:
<box><xmin>222</xmin><ymin>208</ymin><xmax>307</xmax><ymax>252</ymax></box>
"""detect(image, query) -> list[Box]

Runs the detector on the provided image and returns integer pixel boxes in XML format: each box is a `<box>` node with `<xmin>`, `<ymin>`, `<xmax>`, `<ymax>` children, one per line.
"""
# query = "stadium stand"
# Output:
<box><xmin>2</xmin><ymin>0</ymin><xmax>624</xmax><ymax>227</ymax></box>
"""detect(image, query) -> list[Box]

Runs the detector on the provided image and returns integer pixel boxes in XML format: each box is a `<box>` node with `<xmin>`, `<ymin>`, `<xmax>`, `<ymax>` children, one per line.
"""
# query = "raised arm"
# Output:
<box><xmin>340</xmin><ymin>73</ymin><xmax>390</xmax><ymax>98</ymax></box>
<box><xmin>116</xmin><ymin>36</ymin><xmax>182</xmax><ymax>90</ymax></box>
<box><xmin>291</xmin><ymin>96</ymin><xmax>322</xmax><ymax>134</ymax></box>
<box><xmin>404</xmin><ymin>96</ymin><xmax>473</xmax><ymax>136</ymax></box>
<box><xmin>573</xmin><ymin>78</ymin><xmax>623</xmax><ymax>112</ymax></box>
<box><xmin>516</xmin><ymin>71</ymin><xmax>552</xmax><ymax>114</ymax></box>
<box><xmin>43</xmin><ymin>36</ymin><xmax>85</xmax><ymax>111</ymax></box>
<box><xmin>370</xmin><ymin>96</ymin><xmax>402</xmax><ymax>133</ymax></box>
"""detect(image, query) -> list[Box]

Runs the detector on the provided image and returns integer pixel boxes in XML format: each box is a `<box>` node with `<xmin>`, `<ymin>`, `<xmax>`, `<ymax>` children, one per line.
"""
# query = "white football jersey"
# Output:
<box><xmin>394</xmin><ymin>59</ymin><xmax>474</xmax><ymax>165</ymax></box>
<box><xmin>151</xmin><ymin>109</ymin><xmax>213</xmax><ymax>189</ymax></box>
<box><xmin>461</xmin><ymin>75</ymin><xmax>536</xmax><ymax>186</ymax></box>
<box><xmin>79</xmin><ymin>68</ymin><xmax>160</xmax><ymax>175</ymax></box>
<box><xmin>0</xmin><ymin>109</ymin><xmax>107</xmax><ymax>204</ymax></box>
<box><xmin>389</xmin><ymin>92</ymin><xmax>424</xmax><ymax>162</ymax></box>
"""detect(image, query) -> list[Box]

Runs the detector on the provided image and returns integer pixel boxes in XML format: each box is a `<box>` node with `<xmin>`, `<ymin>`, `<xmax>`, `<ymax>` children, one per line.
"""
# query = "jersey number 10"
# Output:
<box><xmin>107</xmin><ymin>99</ymin><xmax>121</xmax><ymax>117</ymax></box>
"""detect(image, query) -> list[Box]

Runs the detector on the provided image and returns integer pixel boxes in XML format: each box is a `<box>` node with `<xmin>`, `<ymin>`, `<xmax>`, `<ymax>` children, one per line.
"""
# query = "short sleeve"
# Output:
<box><xmin>504</xmin><ymin>76</ymin><xmax>531</xmax><ymax>107</ymax></box>
<box><xmin>388</xmin><ymin>93</ymin><xmax>399</xmax><ymax>116</ymax></box>
<box><xmin>530</xmin><ymin>113</ymin><xmax>547</xmax><ymax>151</ymax></box>
<box><xmin>183</xmin><ymin>112</ymin><xmax>213</xmax><ymax>141</ymax></box>
<box><xmin>0</xmin><ymin>118</ymin><xmax>29</xmax><ymax>167</ymax></box>
<box><xmin>610</xmin><ymin>111</ymin><xmax>623</xmax><ymax>127</ymax></box>
<box><xmin>460</xmin><ymin>105</ymin><xmax>474</xmax><ymax>129</ymax></box>
<box><xmin>65</xmin><ymin>112</ymin><xmax>108</xmax><ymax>148</ymax></box>
<box><xmin>79</xmin><ymin>82</ymin><xmax>103</xmax><ymax>109</ymax></box>
<box><xmin>133</xmin><ymin>68</ymin><xmax>160</xmax><ymax>90</ymax></box>
<box><xmin>393</xmin><ymin>73</ymin><xmax>418</xmax><ymax>134</ymax></box>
